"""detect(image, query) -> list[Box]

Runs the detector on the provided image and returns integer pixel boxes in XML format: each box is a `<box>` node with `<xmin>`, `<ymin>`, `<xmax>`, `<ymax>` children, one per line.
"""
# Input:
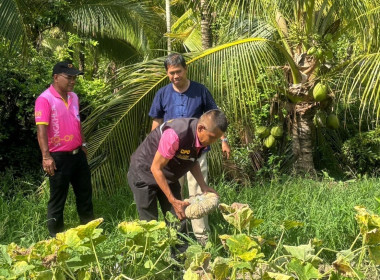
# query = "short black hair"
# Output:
<box><xmin>164</xmin><ymin>53</ymin><xmax>187</xmax><ymax>71</ymax></box>
<box><xmin>200</xmin><ymin>109</ymin><xmax>228</xmax><ymax>132</ymax></box>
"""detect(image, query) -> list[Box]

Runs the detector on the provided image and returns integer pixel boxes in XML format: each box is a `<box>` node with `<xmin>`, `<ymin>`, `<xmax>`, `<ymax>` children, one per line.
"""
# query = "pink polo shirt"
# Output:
<box><xmin>35</xmin><ymin>85</ymin><xmax>82</xmax><ymax>152</ymax></box>
<box><xmin>158</xmin><ymin>128</ymin><xmax>204</xmax><ymax>159</ymax></box>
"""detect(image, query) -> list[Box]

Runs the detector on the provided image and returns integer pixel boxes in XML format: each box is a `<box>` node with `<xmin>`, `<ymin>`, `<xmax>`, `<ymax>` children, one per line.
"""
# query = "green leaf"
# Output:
<box><xmin>263</xmin><ymin>272</ymin><xmax>295</xmax><ymax>280</ymax></box>
<box><xmin>219</xmin><ymin>203</ymin><xmax>263</xmax><ymax>232</ymax></box>
<box><xmin>283</xmin><ymin>243</ymin><xmax>322</xmax><ymax>265</ymax></box>
<box><xmin>225</xmin><ymin>234</ymin><xmax>264</xmax><ymax>262</ymax></box>
<box><xmin>56</xmin><ymin>229</ymin><xmax>81</xmax><ymax>248</ymax></box>
<box><xmin>35</xmin><ymin>270</ymin><xmax>53</xmax><ymax>280</ymax></box>
<box><xmin>212</xmin><ymin>257</ymin><xmax>230</xmax><ymax>280</ymax></box>
<box><xmin>118</xmin><ymin>220</ymin><xmax>144</xmax><ymax>235</ymax></box>
<box><xmin>282</xmin><ymin>220</ymin><xmax>304</xmax><ymax>230</ymax></box>
<box><xmin>366</xmin><ymin>228</ymin><xmax>380</xmax><ymax>245</ymax></box>
<box><xmin>332</xmin><ymin>254</ymin><xmax>356</xmax><ymax>277</ymax></box>
<box><xmin>230</xmin><ymin>260</ymin><xmax>252</xmax><ymax>270</ymax></box>
<box><xmin>75</xmin><ymin>218</ymin><xmax>104</xmax><ymax>239</ymax></box>
<box><xmin>183</xmin><ymin>268</ymin><xmax>201</xmax><ymax>280</ymax></box>
<box><xmin>0</xmin><ymin>245</ymin><xmax>12</xmax><ymax>266</ymax></box>
<box><xmin>11</xmin><ymin>261</ymin><xmax>34</xmax><ymax>277</ymax></box>
<box><xmin>368</xmin><ymin>246</ymin><xmax>380</xmax><ymax>265</ymax></box>
<box><xmin>77</xmin><ymin>270</ymin><xmax>91</xmax><ymax>280</ymax></box>
<box><xmin>287</xmin><ymin>258</ymin><xmax>322</xmax><ymax>280</ymax></box>
<box><xmin>184</xmin><ymin>245</ymin><xmax>211</xmax><ymax>270</ymax></box>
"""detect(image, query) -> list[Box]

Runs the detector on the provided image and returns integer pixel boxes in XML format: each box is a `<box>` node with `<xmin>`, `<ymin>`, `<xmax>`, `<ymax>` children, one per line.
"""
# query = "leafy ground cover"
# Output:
<box><xmin>1</xmin><ymin>176</ymin><xmax>380</xmax><ymax>279</ymax></box>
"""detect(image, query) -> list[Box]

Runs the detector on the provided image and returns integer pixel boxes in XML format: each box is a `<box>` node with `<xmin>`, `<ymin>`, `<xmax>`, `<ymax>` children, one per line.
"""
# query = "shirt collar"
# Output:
<box><xmin>195</xmin><ymin>133</ymin><xmax>205</xmax><ymax>148</ymax></box>
<box><xmin>49</xmin><ymin>84</ymin><xmax>71</xmax><ymax>100</ymax></box>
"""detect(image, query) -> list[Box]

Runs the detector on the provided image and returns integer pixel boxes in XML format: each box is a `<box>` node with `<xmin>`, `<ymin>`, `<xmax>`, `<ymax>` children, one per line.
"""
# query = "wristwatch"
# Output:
<box><xmin>221</xmin><ymin>138</ymin><xmax>228</xmax><ymax>142</ymax></box>
<box><xmin>82</xmin><ymin>142</ymin><xmax>88</xmax><ymax>148</ymax></box>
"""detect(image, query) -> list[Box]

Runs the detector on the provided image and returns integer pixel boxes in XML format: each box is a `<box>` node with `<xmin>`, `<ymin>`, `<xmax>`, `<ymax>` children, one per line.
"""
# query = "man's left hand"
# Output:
<box><xmin>222</xmin><ymin>141</ymin><xmax>231</xmax><ymax>159</ymax></box>
<box><xmin>200</xmin><ymin>185</ymin><xmax>219</xmax><ymax>197</ymax></box>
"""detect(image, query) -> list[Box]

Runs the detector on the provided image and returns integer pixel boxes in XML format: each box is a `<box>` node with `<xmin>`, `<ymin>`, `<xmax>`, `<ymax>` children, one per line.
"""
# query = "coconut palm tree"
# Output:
<box><xmin>0</xmin><ymin>0</ymin><xmax>164</xmax><ymax>58</ymax></box>
<box><xmin>83</xmin><ymin>0</ymin><xmax>380</xmax><ymax>192</ymax></box>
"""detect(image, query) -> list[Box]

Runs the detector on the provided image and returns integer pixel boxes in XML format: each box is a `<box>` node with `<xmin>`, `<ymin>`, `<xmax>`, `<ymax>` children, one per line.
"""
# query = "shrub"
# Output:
<box><xmin>342</xmin><ymin>127</ymin><xmax>380</xmax><ymax>176</ymax></box>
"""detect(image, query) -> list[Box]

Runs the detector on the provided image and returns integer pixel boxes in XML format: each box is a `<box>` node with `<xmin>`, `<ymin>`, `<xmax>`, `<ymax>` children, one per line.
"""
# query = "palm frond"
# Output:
<box><xmin>335</xmin><ymin>51</ymin><xmax>380</xmax><ymax>128</ymax></box>
<box><xmin>83</xmin><ymin>38</ymin><xmax>285</xmax><ymax>193</ymax></box>
<box><xmin>67</xmin><ymin>0</ymin><xmax>165</xmax><ymax>55</ymax></box>
<box><xmin>0</xmin><ymin>0</ymin><xmax>28</xmax><ymax>50</ymax></box>
<box><xmin>169</xmin><ymin>8</ymin><xmax>202</xmax><ymax>52</ymax></box>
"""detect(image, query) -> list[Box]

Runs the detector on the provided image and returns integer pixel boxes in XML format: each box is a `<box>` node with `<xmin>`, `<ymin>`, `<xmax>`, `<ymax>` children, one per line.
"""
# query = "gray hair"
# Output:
<box><xmin>199</xmin><ymin>109</ymin><xmax>228</xmax><ymax>132</ymax></box>
<box><xmin>164</xmin><ymin>53</ymin><xmax>187</xmax><ymax>71</ymax></box>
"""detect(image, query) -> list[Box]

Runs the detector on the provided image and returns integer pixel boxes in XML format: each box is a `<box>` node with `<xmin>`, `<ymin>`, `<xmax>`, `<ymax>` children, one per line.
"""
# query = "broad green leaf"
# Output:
<box><xmin>368</xmin><ymin>246</ymin><xmax>380</xmax><ymax>265</ymax></box>
<box><xmin>332</xmin><ymin>256</ymin><xmax>355</xmax><ymax>277</ymax></box>
<box><xmin>283</xmin><ymin>220</ymin><xmax>304</xmax><ymax>230</ymax></box>
<box><xmin>283</xmin><ymin>243</ymin><xmax>322</xmax><ymax>265</ymax></box>
<box><xmin>11</xmin><ymin>261</ymin><xmax>34</xmax><ymax>276</ymax></box>
<box><xmin>144</xmin><ymin>259</ymin><xmax>154</xmax><ymax>269</ymax></box>
<box><xmin>118</xmin><ymin>221</ymin><xmax>145</xmax><ymax>237</ymax></box>
<box><xmin>336</xmin><ymin>249</ymin><xmax>355</xmax><ymax>262</ymax></box>
<box><xmin>75</xmin><ymin>218</ymin><xmax>104</xmax><ymax>239</ymax></box>
<box><xmin>35</xmin><ymin>270</ymin><xmax>53</xmax><ymax>280</ymax></box>
<box><xmin>0</xmin><ymin>245</ymin><xmax>11</xmax><ymax>266</ymax></box>
<box><xmin>212</xmin><ymin>257</ymin><xmax>230</xmax><ymax>280</ymax></box>
<box><xmin>355</xmin><ymin>206</ymin><xmax>380</xmax><ymax>235</ymax></box>
<box><xmin>287</xmin><ymin>258</ymin><xmax>322</xmax><ymax>280</ymax></box>
<box><xmin>225</xmin><ymin>234</ymin><xmax>264</xmax><ymax>262</ymax></box>
<box><xmin>184</xmin><ymin>245</ymin><xmax>210</xmax><ymax>270</ymax></box>
<box><xmin>219</xmin><ymin>203</ymin><xmax>263</xmax><ymax>232</ymax></box>
<box><xmin>183</xmin><ymin>268</ymin><xmax>201</xmax><ymax>280</ymax></box>
<box><xmin>56</xmin><ymin>229</ymin><xmax>81</xmax><ymax>248</ymax></box>
<box><xmin>77</xmin><ymin>270</ymin><xmax>91</xmax><ymax>280</ymax></box>
<box><xmin>0</xmin><ymin>269</ymin><xmax>10</xmax><ymax>279</ymax></box>
<box><xmin>82</xmin><ymin>234</ymin><xmax>107</xmax><ymax>248</ymax></box>
<box><xmin>230</xmin><ymin>260</ymin><xmax>253</xmax><ymax>271</ymax></box>
<box><xmin>263</xmin><ymin>272</ymin><xmax>295</xmax><ymax>280</ymax></box>
<box><xmin>33</xmin><ymin>238</ymin><xmax>63</xmax><ymax>257</ymax></box>
<box><xmin>138</xmin><ymin>220</ymin><xmax>166</xmax><ymax>232</ymax></box>
<box><xmin>366</xmin><ymin>228</ymin><xmax>380</xmax><ymax>245</ymax></box>
<box><xmin>284</xmin><ymin>241</ymin><xmax>322</xmax><ymax>267</ymax></box>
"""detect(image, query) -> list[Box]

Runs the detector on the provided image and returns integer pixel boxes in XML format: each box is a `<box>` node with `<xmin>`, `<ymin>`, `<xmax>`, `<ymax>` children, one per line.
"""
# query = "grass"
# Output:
<box><xmin>210</xmin><ymin>175</ymin><xmax>380</xmax><ymax>260</ymax></box>
<box><xmin>1</xmin><ymin>174</ymin><xmax>380</xmax><ymax>263</ymax></box>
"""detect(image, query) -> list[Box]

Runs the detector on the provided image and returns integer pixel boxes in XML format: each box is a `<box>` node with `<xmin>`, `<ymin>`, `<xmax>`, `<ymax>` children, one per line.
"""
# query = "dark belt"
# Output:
<box><xmin>51</xmin><ymin>147</ymin><xmax>81</xmax><ymax>156</ymax></box>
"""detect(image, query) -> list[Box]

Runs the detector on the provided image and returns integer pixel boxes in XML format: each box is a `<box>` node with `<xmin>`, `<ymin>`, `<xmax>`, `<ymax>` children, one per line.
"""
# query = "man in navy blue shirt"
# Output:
<box><xmin>149</xmin><ymin>53</ymin><xmax>231</xmax><ymax>245</ymax></box>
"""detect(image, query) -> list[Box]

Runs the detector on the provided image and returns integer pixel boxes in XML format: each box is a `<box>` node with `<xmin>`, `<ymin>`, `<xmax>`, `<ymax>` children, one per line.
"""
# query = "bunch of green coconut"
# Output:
<box><xmin>257</xmin><ymin>125</ymin><xmax>283</xmax><ymax>148</ymax></box>
<box><xmin>312</xmin><ymin>82</ymin><xmax>340</xmax><ymax>129</ymax></box>
<box><xmin>307</xmin><ymin>33</ymin><xmax>334</xmax><ymax>61</ymax></box>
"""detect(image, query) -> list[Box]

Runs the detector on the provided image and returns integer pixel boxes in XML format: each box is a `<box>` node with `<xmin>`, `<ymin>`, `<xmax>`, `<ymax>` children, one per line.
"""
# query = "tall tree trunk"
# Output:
<box><xmin>79</xmin><ymin>41</ymin><xmax>85</xmax><ymax>74</ymax></box>
<box><xmin>200</xmin><ymin>0</ymin><xmax>212</xmax><ymax>49</ymax></box>
<box><xmin>165</xmin><ymin>0</ymin><xmax>172</xmax><ymax>52</ymax></box>
<box><xmin>291</xmin><ymin>103</ymin><xmax>316</xmax><ymax>174</ymax></box>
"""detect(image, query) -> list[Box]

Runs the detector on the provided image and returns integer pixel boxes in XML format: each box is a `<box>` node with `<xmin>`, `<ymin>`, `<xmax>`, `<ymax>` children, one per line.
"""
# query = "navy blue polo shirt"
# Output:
<box><xmin>149</xmin><ymin>81</ymin><xmax>217</xmax><ymax>121</ymax></box>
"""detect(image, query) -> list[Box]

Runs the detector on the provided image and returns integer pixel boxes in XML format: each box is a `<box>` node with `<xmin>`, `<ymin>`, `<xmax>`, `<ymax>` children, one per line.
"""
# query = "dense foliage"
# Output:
<box><xmin>2</xmin><ymin>178</ymin><xmax>380</xmax><ymax>279</ymax></box>
<box><xmin>342</xmin><ymin>127</ymin><xmax>380</xmax><ymax>176</ymax></box>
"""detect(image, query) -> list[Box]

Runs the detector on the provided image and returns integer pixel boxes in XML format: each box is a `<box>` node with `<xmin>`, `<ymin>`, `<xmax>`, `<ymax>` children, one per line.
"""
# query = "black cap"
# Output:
<box><xmin>52</xmin><ymin>61</ymin><xmax>84</xmax><ymax>76</ymax></box>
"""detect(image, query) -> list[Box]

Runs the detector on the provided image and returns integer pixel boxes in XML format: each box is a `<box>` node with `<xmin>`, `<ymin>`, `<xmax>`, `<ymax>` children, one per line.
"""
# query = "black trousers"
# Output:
<box><xmin>48</xmin><ymin>149</ymin><xmax>94</xmax><ymax>237</ymax></box>
<box><xmin>127</xmin><ymin>171</ymin><xmax>187</xmax><ymax>233</ymax></box>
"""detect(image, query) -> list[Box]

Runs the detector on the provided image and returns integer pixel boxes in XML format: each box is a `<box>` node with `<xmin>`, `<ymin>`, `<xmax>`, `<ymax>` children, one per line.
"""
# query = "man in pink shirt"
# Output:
<box><xmin>128</xmin><ymin>109</ymin><xmax>228</xmax><ymax>256</ymax></box>
<box><xmin>35</xmin><ymin>61</ymin><xmax>94</xmax><ymax>237</ymax></box>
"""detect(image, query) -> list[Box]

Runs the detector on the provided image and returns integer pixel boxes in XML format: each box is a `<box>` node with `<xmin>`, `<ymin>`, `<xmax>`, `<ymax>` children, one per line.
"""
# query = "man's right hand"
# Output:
<box><xmin>43</xmin><ymin>157</ymin><xmax>56</xmax><ymax>176</ymax></box>
<box><xmin>171</xmin><ymin>199</ymin><xmax>190</xmax><ymax>220</ymax></box>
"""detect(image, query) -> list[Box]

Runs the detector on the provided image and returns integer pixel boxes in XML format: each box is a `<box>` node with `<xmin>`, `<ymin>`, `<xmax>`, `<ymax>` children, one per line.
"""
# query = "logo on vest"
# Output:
<box><xmin>176</xmin><ymin>149</ymin><xmax>191</xmax><ymax>160</ymax></box>
<box><xmin>180</xmin><ymin>149</ymin><xmax>190</xmax><ymax>154</ymax></box>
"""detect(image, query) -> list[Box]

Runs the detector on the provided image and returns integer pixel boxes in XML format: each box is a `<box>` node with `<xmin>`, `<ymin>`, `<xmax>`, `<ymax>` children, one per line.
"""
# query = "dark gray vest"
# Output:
<box><xmin>129</xmin><ymin>118</ymin><xmax>204</xmax><ymax>185</ymax></box>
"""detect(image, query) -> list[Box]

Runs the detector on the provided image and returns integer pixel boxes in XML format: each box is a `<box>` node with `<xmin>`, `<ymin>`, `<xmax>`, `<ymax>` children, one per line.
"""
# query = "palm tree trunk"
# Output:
<box><xmin>165</xmin><ymin>0</ymin><xmax>172</xmax><ymax>52</ymax></box>
<box><xmin>200</xmin><ymin>0</ymin><xmax>212</xmax><ymax>49</ymax></box>
<box><xmin>79</xmin><ymin>42</ymin><xmax>85</xmax><ymax>73</ymax></box>
<box><xmin>291</xmin><ymin>103</ymin><xmax>316</xmax><ymax>174</ymax></box>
